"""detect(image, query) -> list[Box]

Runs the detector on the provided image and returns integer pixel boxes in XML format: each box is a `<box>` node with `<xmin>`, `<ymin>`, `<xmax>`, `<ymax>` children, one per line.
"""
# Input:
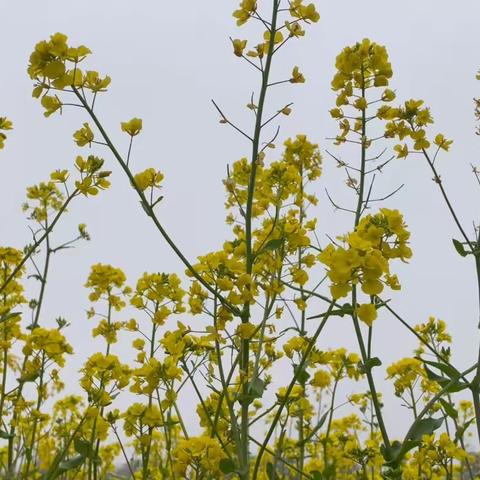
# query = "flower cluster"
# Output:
<box><xmin>320</xmin><ymin>209</ymin><xmax>411</xmax><ymax>324</ymax></box>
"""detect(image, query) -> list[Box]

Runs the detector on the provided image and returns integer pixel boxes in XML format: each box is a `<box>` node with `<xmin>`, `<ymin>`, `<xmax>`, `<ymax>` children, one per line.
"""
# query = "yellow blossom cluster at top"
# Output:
<box><xmin>28</xmin><ymin>33</ymin><xmax>110</xmax><ymax>116</ymax></box>
<box><xmin>329</xmin><ymin>39</ymin><xmax>396</xmax><ymax>147</ymax></box>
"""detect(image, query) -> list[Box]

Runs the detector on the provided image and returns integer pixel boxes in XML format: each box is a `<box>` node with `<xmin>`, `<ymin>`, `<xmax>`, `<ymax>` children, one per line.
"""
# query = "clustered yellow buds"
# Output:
<box><xmin>130</xmin><ymin>272</ymin><xmax>185</xmax><ymax>325</ymax></box>
<box><xmin>80</xmin><ymin>353</ymin><xmax>131</xmax><ymax>406</ymax></box>
<box><xmin>85</xmin><ymin>263</ymin><xmax>130</xmax><ymax>308</ymax></box>
<box><xmin>332</xmin><ymin>39</ymin><xmax>392</xmax><ymax>97</ymax></box>
<box><xmin>330</xmin><ymin>39</ymin><xmax>396</xmax><ymax>146</ymax></box>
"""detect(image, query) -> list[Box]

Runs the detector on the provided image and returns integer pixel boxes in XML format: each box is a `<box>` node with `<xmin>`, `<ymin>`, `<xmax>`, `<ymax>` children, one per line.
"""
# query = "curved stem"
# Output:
<box><xmin>0</xmin><ymin>190</ymin><xmax>78</xmax><ymax>296</ymax></box>
<box><xmin>72</xmin><ymin>88</ymin><xmax>238</xmax><ymax>317</ymax></box>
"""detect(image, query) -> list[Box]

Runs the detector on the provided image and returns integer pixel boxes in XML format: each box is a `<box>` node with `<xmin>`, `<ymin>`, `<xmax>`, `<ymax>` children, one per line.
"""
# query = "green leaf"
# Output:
<box><xmin>58</xmin><ymin>454</ymin><xmax>86</xmax><ymax>471</ymax></box>
<box><xmin>219</xmin><ymin>458</ymin><xmax>236</xmax><ymax>474</ymax></box>
<box><xmin>452</xmin><ymin>238</ymin><xmax>468</xmax><ymax>257</ymax></box>
<box><xmin>74</xmin><ymin>438</ymin><xmax>93</xmax><ymax>459</ymax></box>
<box><xmin>381</xmin><ymin>440</ymin><xmax>402</xmax><ymax>463</ymax></box>
<box><xmin>455</xmin><ymin>418</ymin><xmax>474</xmax><ymax>442</ymax></box>
<box><xmin>0</xmin><ymin>430</ymin><xmax>14</xmax><ymax>439</ymax></box>
<box><xmin>298</xmin><ymin>410</ymin><xmax>329</xmax><ymax>446</ymax></box>
<box><xmin>293</xmin><ymin>363</ymin><xmax>310</xmax><ymax>384</ymax></box>
<box><xmin>0</xmin><ymin>312</ymin><xmax>20</xmax><ymax>325</ymax></box>
<box><xmin>248</xmin><ymin>377</ymin><xmax>265</xmax><ymax>400</ymax></box>
<box><xmin>330</xmin><ymin>303</ymin><xmax>354</xmax><ymax>318</ymax></box>
<box><xmin>359</xmin><ymin>357</ymin><xmax>382</xmax><ymax>373</ymax></box>
<box><xmin>439</xmin><ymin>398</ymin><xmax>458</xmax><ymax>419</ymax></box>
<box><xmin>407</xmin><ymin>417</ymin><xmax>443</xmax><ymax>443</ymax></box>
<box><xmin>266</xmin><ymin>462</ymin><xmax>280</xmax><ymax>480</ymax></box>
<box><xmin>262</xmin><ymin>238</ymin><xmax>284</xmax><ymax>252</ymax></box>
<box><xmin>423</xmin><ymin>365</ymin><xmax>468</xmax><ymax>393</ymax></box>
<box><xmin>421</xmin><ymin>359</ymin><xmax>460</xmax><ymax>380</ymax></box>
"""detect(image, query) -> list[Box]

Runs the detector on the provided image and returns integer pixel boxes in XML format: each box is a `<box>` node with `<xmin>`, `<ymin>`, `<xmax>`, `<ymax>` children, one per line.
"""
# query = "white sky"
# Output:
<box><xmin>2</xmin><ymin>0</ymin><xmax>480</xmax><ymax>440</ymax></box>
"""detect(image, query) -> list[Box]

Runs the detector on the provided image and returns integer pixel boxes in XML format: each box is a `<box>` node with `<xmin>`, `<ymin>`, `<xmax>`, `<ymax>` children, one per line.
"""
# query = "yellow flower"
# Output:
<box><xmin>232</xmin><ymin>39</ymin><xmax>247</xmax><ymax>57</ymax></box>
<box><xmin>40</xmin><ymin>95</ymin><xmax>62</xmax><ymax>117</ymax></box>
<box><xmin>133</xmin><ymin>167</ymin><xmax>164</xmax><ymax>192</ymax></box>
<box><xmin>121</xmin><ymin>117</ymin><xmax>143</xmax><ymax>136</ymax></box>
<box><xmin>73</xmin><ymin>122</ymin><xmax>94</xmax><ymax>147</ymax></box>
<box><xmin>291</xmin><ymin>267</ymin><xmax>308</xmax><ymax>285</ymax></box>
<box><xmin>84</xmin><ymin>70</ymin><xmax>111</xmax><ymax>92</ymax></box>
<box><xmin>236</xmin><ymin>322</ymin><xmax>256</xmax><ymax>339</ymax></box>
<box><xmin>434</xmin><ymin>133</ymin><xmax>453</xmax><ymax>151</ymax></box>
<box><xmin>354</xmin><ymin>97</ymin><xmax>368</xmax><ymax>110</ymax></box>
<box><xmin>50</xmin><ymin>169</ymin><xmax>69</xmax><ymax>182</ymax></box>
<box><xmin>0</xmin><ymin>117</ymin><xmax>13</xmax><ymax>131</ymax></box>
<box><xmin>285</xmin><ymin>21</ymin><xmax>305</xmax><ymax>38</ymax></box>
<box><xmin>173</xmin><ymin>436</ymin><xmax>226</xmax><ymax>478</ymax></box>
<box><xmin>394</xmin><ymin>143</ymin><xmax>409</xmax><ymax>159</ymax></box>
<box><xmin>356</xmin><ymin>303</ymin><xmax>377</xmax><ymax>326</ymax></box>
<box><xmin>263</xmin><ymin>30</ymin><xmax>284</xmax><ymax>45</ymax></box>
<box><xmin>289</xmin><ymin>1</ymin><xmax>320</xmax><ymax>23</ymax></box>
<box><xmin>233</xmin><ymin>0</ymin><xmax>257</xmax><ymax>26</ymax></box>
<box><xmin>310</xmin><ymin>369</ymin><xmax>331</xmax><ymax>389</ymax></box>
<box><xmin>290</xmin><ymin>66</ymin><xmax>305</xmax><ymax>84</ymax></box>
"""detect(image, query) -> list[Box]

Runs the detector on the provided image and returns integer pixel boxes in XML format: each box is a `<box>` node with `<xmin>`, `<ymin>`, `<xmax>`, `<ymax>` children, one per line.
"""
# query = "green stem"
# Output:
<box><xmin>251</xmin><ymin>301</ymin><xmax>334</xmax><ymax>479</ymax></box>
<box><xmin>322</xmin><ymin>378</ymin><xmax>340</xmax><ymax>469</ymax></box>
<box><xmin>44</xmin><ymin>415</ymin><xmax>88</xmax><ymax>480</ymax></box>
<box><xmin>350</xmin><ymin>68</ymin><xmax>391</xmax><ymax>457</ymax></box>
<box><xmin>351</xmin><ymin>291</ymin><xmax>391</xmax><ymax>454</ymax></box>
<box><xmin>72</xmin><ymin>88</ymin><xmax>237</xmax><ymax>317</ymax></box>
<box><xmin>398</xmin><ymin>362</ymin><xmax>478</xmax><ymax>462</ymax></box>
<box><xmin>142</xmin><ymin>320</ymin><xmax>157</xmax><ymax>480</ymax></box>
<box><xmin>24</xmin><ymin>352</ymin><xmax>46</xmax><ymax>478</ymax></box>
<box><xmin>7</xmin><ymin>229</ymin><xmax>52</xmax><ymax>476</ymax></box>
<box><xmin>0</xmin><ymin>190</ymin><xmax>78</xmax><ymax>296</ymax></box>
<box><xmin>240</xmin><ymin>2</ymin><xmax>280</xmax><ymax>477</ymax></box>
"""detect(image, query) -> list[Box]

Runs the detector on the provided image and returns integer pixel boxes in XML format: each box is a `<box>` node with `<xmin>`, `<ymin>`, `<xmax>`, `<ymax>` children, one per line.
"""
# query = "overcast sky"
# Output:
<box><xmin>2</xmin><ymin>1</ymin><xmax>480</xmax><ymax>439</ymax></box>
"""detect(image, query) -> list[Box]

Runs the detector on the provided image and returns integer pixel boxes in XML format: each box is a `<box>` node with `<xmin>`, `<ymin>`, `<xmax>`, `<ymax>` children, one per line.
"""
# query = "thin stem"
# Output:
<box><xmin>72</xmin><ymin>87</ymin><xmax>238</xmax><ymax>316</ymax></box>
<box><xmin>240</xmin><ymin>1</ymin><xmax>280</xmax><ymax>477</ymax></box>
<box><xmin>0</xmin><ymin>190</ymin><xmax>78</xmax><ymax>296</ymax></box>
<box><xmin>251</xmin><ymin>301</ymin><xmax>334</xmax><ymax>479</ymax></box>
